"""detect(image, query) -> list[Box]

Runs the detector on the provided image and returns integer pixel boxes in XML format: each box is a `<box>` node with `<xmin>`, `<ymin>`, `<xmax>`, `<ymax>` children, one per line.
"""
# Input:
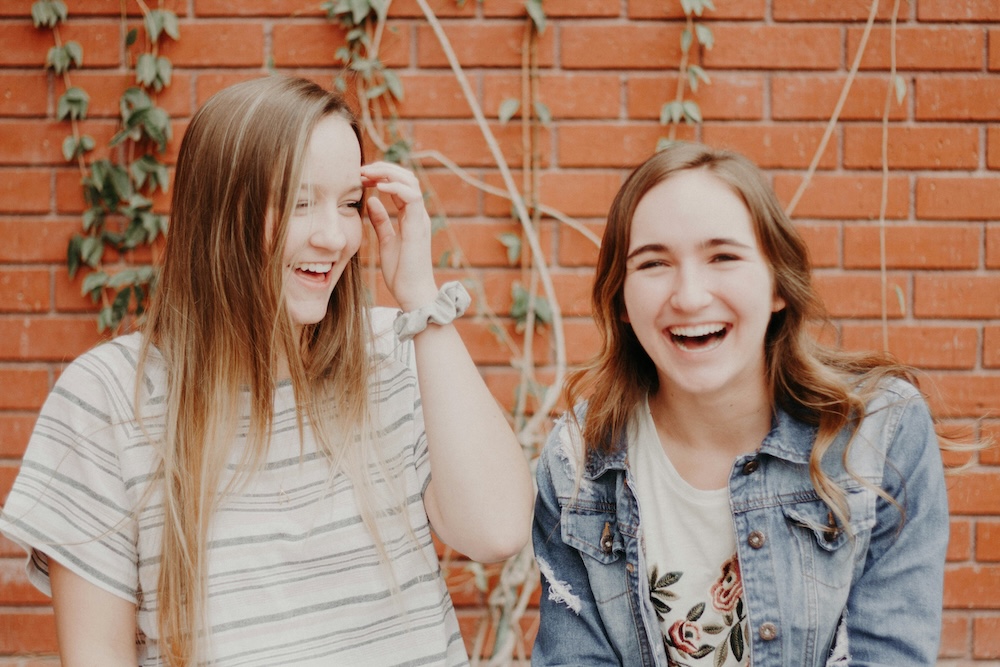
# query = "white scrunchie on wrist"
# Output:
<box><xmin>393</xmin><ymin>281</ymin><xmax>471</xmax><ymax>342</ymax></box>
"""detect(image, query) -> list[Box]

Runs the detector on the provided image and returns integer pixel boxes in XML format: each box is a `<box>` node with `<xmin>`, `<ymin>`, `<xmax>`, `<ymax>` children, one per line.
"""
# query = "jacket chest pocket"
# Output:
<box><xmin>781</xmin><ymin>487</ymin><xmax>876</xmax><ymax>590</ymax></box>
<box><xmin>562</xmin><ymin>505</ymin><xmax>629</xmax><ymax>603</ymax></box>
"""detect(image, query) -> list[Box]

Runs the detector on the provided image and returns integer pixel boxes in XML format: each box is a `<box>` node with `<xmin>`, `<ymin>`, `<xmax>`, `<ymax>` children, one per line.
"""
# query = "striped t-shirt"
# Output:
<box><xmin>0</xmin><ymin>311</ymin><xmax>468</xmax><ymax>666</ymax></box>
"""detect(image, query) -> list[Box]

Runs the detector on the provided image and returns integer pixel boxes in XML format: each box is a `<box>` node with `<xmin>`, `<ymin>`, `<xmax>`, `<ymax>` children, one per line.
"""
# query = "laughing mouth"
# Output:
<box><xmin>292</xmin><ymin>262</ymin><xmax>333</xmax><ymax>279</ymax></box>
<box><xmin>667</xmin><ymin>323</ymin><xmax>728</xmax><ymax>351</ymax></box>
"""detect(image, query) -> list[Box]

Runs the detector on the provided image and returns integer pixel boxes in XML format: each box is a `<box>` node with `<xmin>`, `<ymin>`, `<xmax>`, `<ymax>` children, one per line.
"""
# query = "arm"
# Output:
<box><xmin>844</xmin><ymin>393</ymin><xmax>949</xmax><ymax>666</ymax></box>
<box><xmin>532</xmin><ymin>443</ymin><xmax>623</xmax><ymax>666</ymax></box>
<box><xmin>50</xmin><ymin>558</ymin><xmax>137</xmax><ymax>667</ymax></box>
<box><xmin>362</xmin><ymin>162</ymin><xmax>533</xmax><ymax>563</ymax></box>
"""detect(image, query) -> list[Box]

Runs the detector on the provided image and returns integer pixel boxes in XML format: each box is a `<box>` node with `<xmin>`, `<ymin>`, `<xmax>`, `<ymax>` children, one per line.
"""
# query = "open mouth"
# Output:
<box><xmin>292</xmin><ymin>262</ymin><xmax>332</xmax><ymax>283</ymax></box>
<box><xmin>667</xmin><ymin>323</ymin><xmax>728</xmax><ymax>351</ymax></box>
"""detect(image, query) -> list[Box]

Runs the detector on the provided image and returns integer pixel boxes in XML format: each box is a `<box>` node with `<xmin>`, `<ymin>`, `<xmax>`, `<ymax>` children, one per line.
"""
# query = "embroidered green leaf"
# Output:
<box><xmin>687</xmin><ymin>602</ymin><xmax>705</xmax><ymax>622</ymax></box>
<box><xmin>654</xmin><ymin>571</ymin><xmax>682</xmax><ymax>589</ymax></box>
<box><xmin>691</xmin><ymin>645</ymin><xmax>714</xmax><ymax>659</ymax></box>
<box><xmin>702</xmin><ymin>623</ymin><xmax>724</xmax><ymax>634</ymax></box>
<box><xmin>730</xmin><ymin>623</ymin><xmax>745</xmax><ymax>661</ymax></box>
<box><xmin>714</xmin><ymin>641</ymin><xmax>728</xmax><ymax>667</ymax></box>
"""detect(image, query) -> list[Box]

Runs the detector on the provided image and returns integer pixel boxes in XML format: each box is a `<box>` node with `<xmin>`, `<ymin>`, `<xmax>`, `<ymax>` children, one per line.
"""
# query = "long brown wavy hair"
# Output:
<box><xmin>135</xmin><ymin>76</ymin><xmax>377</xmax><ymax>666</ymax></box>
<box><xmin>566</xmin><ymin>142</ymin><xmax>924</xmax><ymax>535</ymax></box>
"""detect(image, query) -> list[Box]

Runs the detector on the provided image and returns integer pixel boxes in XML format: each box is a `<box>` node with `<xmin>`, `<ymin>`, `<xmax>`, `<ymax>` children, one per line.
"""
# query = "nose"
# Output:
<box><xmin>668</xmin><ymin>264</ymin><xmax>712</xmax><ymax>312</ymax></box>
<box><xmin>308</xmin><ymin>206</ymin><xmax>348</xmax><ymax>251</ymax></box>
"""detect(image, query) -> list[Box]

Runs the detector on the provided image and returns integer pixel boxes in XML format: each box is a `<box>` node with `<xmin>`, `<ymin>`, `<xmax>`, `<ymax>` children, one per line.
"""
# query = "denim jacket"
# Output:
<box><xmin>532</xmin><ymin>378</ymin><xmax>948</xmax><ymax>667</ymax></box>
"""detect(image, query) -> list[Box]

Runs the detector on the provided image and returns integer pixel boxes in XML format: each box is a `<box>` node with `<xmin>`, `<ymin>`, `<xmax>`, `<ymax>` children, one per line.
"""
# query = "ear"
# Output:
<box><xmin>771</xmin><ymin>293</ymin><xmax>786</xmax><ymax>313</ymax></box>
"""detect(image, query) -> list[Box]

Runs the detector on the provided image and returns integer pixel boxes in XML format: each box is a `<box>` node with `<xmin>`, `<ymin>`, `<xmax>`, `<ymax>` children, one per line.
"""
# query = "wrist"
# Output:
<box><xmin>393</xmin><ymin>281</ymin><xmax>471</xmax><ymax>342</ymax></box>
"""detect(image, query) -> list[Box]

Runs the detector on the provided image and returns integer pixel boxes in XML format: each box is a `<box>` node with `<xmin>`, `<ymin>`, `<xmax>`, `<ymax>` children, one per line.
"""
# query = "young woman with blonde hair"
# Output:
<box><xmin>532</xmin><ymin>143</ymin><xmax>949</xmax><ymax>666</ymax></box>
<box><xmin>0</xmin><ymin>75</ymin><xmax>532</xmax><ymax>666</ymax></box>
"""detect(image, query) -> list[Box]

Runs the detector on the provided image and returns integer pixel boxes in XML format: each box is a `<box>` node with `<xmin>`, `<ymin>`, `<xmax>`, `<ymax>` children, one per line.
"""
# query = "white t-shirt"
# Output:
<box><xmin>628</xmin><ymin>398</ymin><xmax>750</xmax><ymax>666</ymax></box>
<box><xmin>0</xmin><ymin>311</ymin><xmax>467</xmax><ymax>666</ymax></box>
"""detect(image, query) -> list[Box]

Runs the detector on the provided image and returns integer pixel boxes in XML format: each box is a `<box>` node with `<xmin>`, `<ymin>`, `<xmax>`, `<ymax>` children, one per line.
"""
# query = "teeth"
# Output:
<box><xmin>295</xmin><ymin>262</ymin><xmax>332</xmax><ymax>274</ymax></box>
<box><xmin>668</xmin><ymin>323</ymin><xmax>726</xmax><ymax>338</ymax></box>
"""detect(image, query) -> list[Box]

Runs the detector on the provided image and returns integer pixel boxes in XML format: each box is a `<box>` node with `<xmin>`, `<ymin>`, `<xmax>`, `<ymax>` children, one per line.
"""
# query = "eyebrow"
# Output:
<box><xmin>625</xmin><ymin>237</ymin><xmax>754</xmax><ymax>262</ymax></box>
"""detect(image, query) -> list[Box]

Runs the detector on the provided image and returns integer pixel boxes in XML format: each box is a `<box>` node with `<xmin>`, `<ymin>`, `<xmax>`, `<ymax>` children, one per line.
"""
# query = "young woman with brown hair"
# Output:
<box><xmin>0</xmin><ymin>75</ymin><xmax>532</xmax><ymax>666</ymax></box>
<box><xmin>532</xmin><ymin>142</ymin><xmax>949</xmax><ymax>666</ymax></box>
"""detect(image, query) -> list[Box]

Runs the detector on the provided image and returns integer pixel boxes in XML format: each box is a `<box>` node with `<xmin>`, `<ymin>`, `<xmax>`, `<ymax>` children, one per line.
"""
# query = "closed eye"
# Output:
<box><xmin>345</xmin><ymin>200</ymin><xmax>363</xmax><ymax>212</ymax></box>
<box><xmin>637</xmin><ymin>259</ymin><xmax>670</xmax><ymax>270</ymax></box>
<box><xmin>711</xmin><ymin>253</ymin><xmax>740</xmax><ymax>263</ymax></box>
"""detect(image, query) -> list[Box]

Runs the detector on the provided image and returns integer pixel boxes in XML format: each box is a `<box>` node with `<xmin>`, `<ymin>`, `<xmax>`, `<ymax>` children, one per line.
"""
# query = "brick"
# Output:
<box><xmin>411</xmin><ymin>120</ymin><xmax>551</xmax><ymax>169</ymax></box>
<box><xmin>812</xmin><ymin>273</ymin><xmax>907</xmax><ymax>318</ymax></box>
<box><xmin>946</xmin><ymin>564</ymin><xmax>1000</xmax><ymax>609</ymax></box>
<box><xmin>482</xmin><ymin>73</ymin><xmax>623</xmax><ymax>121</ymax></box>
<box><xmin>840</xmin><ymin>325</ymin><xmax>978</xmax><ymax>370</ymax></box>
<box><xmin>939</xmin><ymin>613</ymin><xmax>970</xmax><ymax>658</ymax></box>
<box><xmin>387</xmin><ymin>0</ymin><xmax>478</xmax><ymax>17</ymax></box>
<box><xmin>53</xmin><ymin>268</ymin><xmax>101</xmax><ymax>314</ymax></box>
<box><xmin>0</xmin><ymin>22</ymin><xmax>120</xmax><ymax>67</ymax></box>
<box><xmin>949</xmin><ymin>519</ymin><xmax>973</xmax><ymax>561</ymax></box>
<box><xmin>55</xmin><ymin>168</ymin><xmax>90</xmax><ymax>214</ymax></box>
<box><xmin>0</xmin><ymin>169</ymin><xmax>50</xmax><ymax>214</ymax></box>
<box><xmin>924</xmin><ymin>373</ymin><xmax>1000</xmax><ymax>419</ymax></box>
<box><xmin>917</xmin><ymin>178</ymin><xmax>1000</xmax><ymax>220</ymax></box>
<box><xmin>847</xmin><ymin>26</ymin><xmax>984</xmax><ymax>71</ymax></box>
<box><xmin>844</xmin><ymin>125</ymin><xmax>979</xmax><ymax>170</ymax></box>
<box><xmin>484</xmin><ymin>0</ymin><xmax>621</xmax><ymax>17</ymax></box>
<box><xmin>0</xmin><ymin>413</ymin><xmax>35</xmax><ymax>457</ymax></box>
<box><xmin>843</xmin><ymin>224</ymin><xmax>980</xmax><ymax>269</ymax></box>
<box><xmin>417</xmin><ymin>22</ymin><xmax>555</xmax><ymax>69</ymax></box>
<box><xmin>278</xmin><ymin>21</ymin><xmax>409</xmax><ymax>68</ymax></box>
<box><xmin>630</xmin><ymin>0</ymin><xmax>766</xmax><ymax>19</ymax></box>
<box><xmin>977</xmin><ymin>521</ymin><xmax>1000</xmax><ymax>561</ymax></box>
<box><xmin>558</xmin><ymin>123</ymin><xmax>665</xmax><ymax>169</ymax></box>
<box><xmin>0</xmin><ymin>73</ymin><xmax>48</xmax><ymax>117</ymax></box>
<box><xmin>557</xmin><ymin>221</ymin><xmax>603</xmax><ymax>268</ymax></box>
<box><xmin>158</xmin><ymin>21</ymin><xmax>264</xmax><ymax>67</ymax></box>
<box><xmin>974</xmin><ymin>616</ymin><xmax>1000</xmax><ymax>659</ymax></box>
<box><xmin>988</xmin><ymin>225</ymin><xmax>1000</xmax><ymax>268</ymax></box>
<box><xmin>420</xmin><ymin>170</ymin><xmax>481</xmax><ymax>217</ymax></box>
<box><xmin>563</xmin><ymin>318</ymin><xmax>602</xmax><ymax>365</ymax></box>
<box><xmin>0</xmin><ymin>368</ymin><xmax>49</xmax><ymax>410</ymax></box>
<box><xmin>796</xmin><ymin>223</ymin><xmax>840</xmax><ymax>268</ymax></box>
<box><xmin>550</xmin><ymin>270</ymin><xmax>596</xmax><ymax>317</ymax></box>
<box><xmin>430</xmin><ymin>220</ymin><xmax>556</xmax><ymax>269</ymax></box>
<box><xmin>0</xmin><ymin>317</ymin><xmax>105</xmax><ymax>362</ymax></box>
<box><xmin>454</xmin><ymin>319</ymin><xmax>548</xmax><ymax>366</ymax></box>
<box><xmin>701</xmin><ymin>124</ymin><xmax>836</xmax><ymax>170</ymax></box>
<box><xmin>704</xmin><ymin>25</ymin><xmax>841</xmax><ymax>70</ymax></box>
<box><xmin>917</xmin><ymin>76</ymin><xmax>1000</xmax><ymax>121</ymax></box>
<box><xmin>481</xmin><ymin>366</ymin><xmax>559</xmax><ymax>415</ymax></box>
<box><xmin>987</xmin><ymin>327</ymin><xmax>1000</xmax><ymax>369</ymax></box>
<box><xmin>0</xmin><ymin>119</ymin><xmax>114</xmax><ymax>166</ymax></box>
<box><xmin>773</xmin><ymin>174</ymin><xmax>909</xmax><ymax>220</ymax></box>
<box><xmin>991</xmin><ymin>29</ymin><xmax>1000</xmax><ymax>71</ymax></box>
<box><xmin>561</xmin><ymin>24</ymin><xmax>683</xmax><ymax>70</ymax></box>
<box><xmin>58</xmin><ymin>71</ymin><xmax>194</xmax><ymax>119</ymax></box>
<box><xmin>627</xmin><ymin>73</ymin><xmax>765</xmax><ymax>121</ymax></box>
<box><xmin>983</xmin><ymin>421</ymin><xmax>1000</xmax><ymax>464</ymax></box>
<box><xmin>0</xmin><ymin>217</ymin><xmax>80</xmax><ymax>264</ymax></box>
<box><xmin>533</xmin><ymin>171</ymin><xmax>623</xmax><ymax>218</ymax></box>
<box><xmin>391</xmin><ymin>73</ymin><xmax>470</xmax><ymax>119</ymax></box>
<box><xmin>1</xmin><ymin>0</ymin><xmax>184</xmax><ymax>15</ymax></box>
<box><xmin>774</xmin><ymin>0</ymin><xmax>913</xmax><ymax>21</ymax></box>
<box><xmin>0</xmin><ymin>611</ymin><xmax>57</xmax><ymax>653</ymax></box>
<box><xmin>918</xmin><ymin>0</ymin><xmax>1000</xmax><ymax>21</ymax></box>
<box><xmin>915</xmin><ymin>276</ymin><xmax>1000</xmax><ymax>318</ymax></box>
<box><xmin>193</xmin><ymin>0</ymin><xmax>325</xmax><ymax>16</ymax></box>
<box><xmin>772</xmin><ymin>75</ymin><xmax>908</xmax><ymax>121</ymax></box>
<box><xmin>0</xmin><ymin>269</ymin><xmax>50</xmax><ymax>314</ymax></box>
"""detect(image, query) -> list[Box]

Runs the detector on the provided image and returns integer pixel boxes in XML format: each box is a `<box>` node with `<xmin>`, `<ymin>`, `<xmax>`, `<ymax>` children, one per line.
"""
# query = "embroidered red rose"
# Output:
<box><xmin>710</xmin><ymin>555</ymin><xmax>743</xmax><ymax>613</ymax></box>
<box><xmin>667</xmin><ymin>619</ymin><xmax>701</xmax><ymax>654</ymax></box>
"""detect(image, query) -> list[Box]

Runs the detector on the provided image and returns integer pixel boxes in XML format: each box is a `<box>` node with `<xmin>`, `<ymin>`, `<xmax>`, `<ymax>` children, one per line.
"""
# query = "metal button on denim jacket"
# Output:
<box><xmin>532</xmin><ymin>378</ymin><xmax>948</xmax><ymax>667</ymax></box>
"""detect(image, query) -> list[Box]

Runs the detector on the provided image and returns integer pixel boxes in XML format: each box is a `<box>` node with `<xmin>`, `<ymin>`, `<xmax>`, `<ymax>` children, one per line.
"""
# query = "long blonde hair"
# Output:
<box><xmin>566</xmin><ymin>142</ymin><xmax>926</xmax><ymax>535</ymax></box>
<box><xmin>136</xmin><ymin>76</ymin><xmax>377</xmax><ymax>666</ymax></box>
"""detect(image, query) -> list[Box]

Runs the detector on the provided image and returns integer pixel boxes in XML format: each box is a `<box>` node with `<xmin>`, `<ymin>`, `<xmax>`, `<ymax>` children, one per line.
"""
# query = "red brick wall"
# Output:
<box><xmin>1</xmin><ymin>0</ymin><xmax>998</xmax><ymax>664</ymax></box>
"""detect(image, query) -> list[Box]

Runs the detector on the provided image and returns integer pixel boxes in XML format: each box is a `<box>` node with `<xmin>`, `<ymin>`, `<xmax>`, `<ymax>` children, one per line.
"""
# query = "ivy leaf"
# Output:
<box><xmin>145</xmin><ymin>9</ymin><xmax>179</xmax><ymax>43</ymax></box>
<box><xmin>683</xmin><ymin>99</ymin><xmax>703</xmax><ymax>124</ymax></box>
<box><xmin>136</xmin><ymin>53</ymin><xmax>158</xmax><ymax>88</ymax></box>
<box><xmin>56</xmin><ymin>86</ymin><xmax>89</xmax><ymax>121</ymax></box>
<box><xmin>498</xmin><ymin>232</ymin><xmax>521</xmax><ymax>264</ymax></box>
<box><xmin>80</xmin><ymin>236</ymin><xmax>105</xmax><ymax>268</ymax></box>
<box><xmin>349</xmin><ymin>0</ymin><xmax>371</xmax><ymax>24</ymax></box>
<box><xmin>680</xmin><ymin>27</ymin><xmax>693</xmax><ymax>53</ymax></box>
<box><xmin>126</xmin><ymin>28</ymin><xmax>139</xmax><ymax>47</ymax></box>
<box><xmin>82</xmin><ymin>207</ymin><xmax>103</xmax><ymax>232</ymax></box>
<box><xmin>695</xmin><ymin>24</ymin><xmax>714</xmax><ymax>49</ymax></box>
<box><xmin>687</xmin><ymin>64</ymin><xmax>710</xmax><ymax>92</ymax></box>
<box><xmin>131</xmin><ymin>155</ymin><xmax>169</xmax><ymax>192</ymax></box>
<box><xmin>382</xmin><ymin>69</ymin><xmax>404</xmax><ymax>100</ymax></box>
<box><xmin>430</xmin><ymin>214</ymin><xmax>446</xmax><ymax>234</ymax></box>
<box><xmin>31</xmin><ymin>0</ymin><xmax>68</xmax><ymax>28</ymax></box>
<box><xmin>62</xmin><ymin>134</ymin><xmax>95</xmax><ymax>161</ymax></box>
<box><xmin>498</xmin><ymin>98</ymin><xmax>520</xmax><ymax>124</ymax></box>
<box><xmin>660</xmin><ymin>100</ymin><xmax>683</xmax><ymax>125</ymax></box>
<box><xmin>533</xmin><ymin>100</ymin><xmax>552</xmax><ymax>125</ymax></box>
<box><xmin>383</xmin><ymin>138</ymin><xmax>411</xmax><ymax>163</ymax></box>
<box><xmin>525</xmin><ymin>0</ymin><xmax>546</xmax><ymax>33</ymax></box>
<box><xmin>81</xmin><ymin>270</ymin><xmax>109</xmax><ymax>300</ymax></box>
<box><xmin>66</xmin><ymin>234</ymin><xmax>82</xmax><ymax>278</ymax></box>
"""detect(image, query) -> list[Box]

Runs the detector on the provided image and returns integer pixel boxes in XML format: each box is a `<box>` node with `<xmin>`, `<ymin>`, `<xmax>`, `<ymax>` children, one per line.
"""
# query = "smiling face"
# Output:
<box><xmin>622</xmin><ymin>168</ymin><xmax>786</xmax><ymax>403</ymax></box>
<box><xmin>279</xmin><ymin>114</ymin><xmax>364</xmax><ymax>335</ymax></box>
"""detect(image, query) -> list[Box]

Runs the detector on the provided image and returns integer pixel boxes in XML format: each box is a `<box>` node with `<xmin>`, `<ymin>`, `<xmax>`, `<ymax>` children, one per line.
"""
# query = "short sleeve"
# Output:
<box><xmin>0</xmin><ymin>342</ymin><xmax>141</xmax><ymax>603</ymax></box>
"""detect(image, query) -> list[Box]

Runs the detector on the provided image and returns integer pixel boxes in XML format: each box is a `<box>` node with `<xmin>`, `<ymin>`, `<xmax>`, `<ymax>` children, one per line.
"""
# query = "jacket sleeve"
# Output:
<box><xmin>531</xmin><ymin>427</ymin><xmax>624</xmax><ymax>667</ymax></box>
<box><xmin>844</xmin><ymin>389</ymin><xmax>949</xmax><ymax>666</ymax></box>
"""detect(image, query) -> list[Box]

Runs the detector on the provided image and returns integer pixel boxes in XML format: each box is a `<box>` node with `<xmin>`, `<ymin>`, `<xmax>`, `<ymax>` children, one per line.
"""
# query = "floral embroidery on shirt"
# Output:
<box><xmin>650</xmin><ymin>554</ymin><xmax>749</xmax><ymax>667</ymax></box>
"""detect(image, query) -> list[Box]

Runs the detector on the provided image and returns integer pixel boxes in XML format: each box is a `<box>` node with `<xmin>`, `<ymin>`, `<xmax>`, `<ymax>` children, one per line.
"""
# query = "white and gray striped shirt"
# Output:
<box><xmin>0</xmin><ymin>311</ymin><xmax>468</xmax><ymax>666</ymax></box>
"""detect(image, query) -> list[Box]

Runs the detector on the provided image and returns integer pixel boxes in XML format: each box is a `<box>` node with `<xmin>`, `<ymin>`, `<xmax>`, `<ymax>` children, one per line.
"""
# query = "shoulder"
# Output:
<box><xmin>539</xmin><ymin>404</ymin><xmax>592</xmax><ymax>485</ymax></box>
<box><xmin>47</xmin><ymin>333</ymin><xmax>153</xmax><ymax>417</ymax></box>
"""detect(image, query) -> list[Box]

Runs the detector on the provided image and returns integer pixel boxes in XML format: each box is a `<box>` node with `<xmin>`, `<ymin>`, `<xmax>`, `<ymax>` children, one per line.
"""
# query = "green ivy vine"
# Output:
<box><xmin>31</xmin><ymin>0</ymin><xmax>176</xmax><ymax>332</ymax></box>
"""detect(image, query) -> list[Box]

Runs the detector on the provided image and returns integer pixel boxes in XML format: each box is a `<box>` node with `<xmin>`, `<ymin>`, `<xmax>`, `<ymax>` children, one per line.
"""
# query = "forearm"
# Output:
<box><xmin>413</xmin><ymin>321</ymin><xmax>533</xmax><ymax>563</ymax></box>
